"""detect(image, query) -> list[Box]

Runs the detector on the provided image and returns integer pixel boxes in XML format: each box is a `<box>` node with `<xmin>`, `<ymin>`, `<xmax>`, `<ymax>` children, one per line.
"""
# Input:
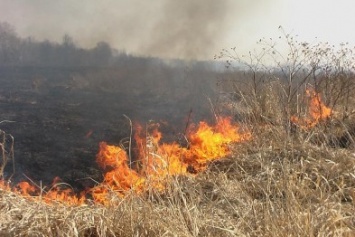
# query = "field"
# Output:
<box><xmin>0</xmin><ymin>52</ymin><xmax>355</xmax><ymax>236</ymax></box>
<box><xmin>0</xmin><ymin>64</ymin><xmax>216</xmax><ymax>185</ymax></box>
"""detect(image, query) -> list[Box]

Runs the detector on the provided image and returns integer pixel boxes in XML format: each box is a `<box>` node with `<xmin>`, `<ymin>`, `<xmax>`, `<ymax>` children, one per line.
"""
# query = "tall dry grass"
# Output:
<box><xmin>1</xmin><ymin>32</ymin><xmax>355</xmax><ymax>236</ymax></box>
<box><xmin>0</xmin><ymin>128</ymin><xmax>354</xmax><ymax>236</ymax></box>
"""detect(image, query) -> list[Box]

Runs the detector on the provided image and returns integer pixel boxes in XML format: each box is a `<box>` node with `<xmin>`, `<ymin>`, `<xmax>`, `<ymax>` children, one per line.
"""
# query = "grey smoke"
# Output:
<box><xmin>0</xmin><ymin>0</ymin><xmax>281</xmax><ymax>60</ymax></box>
<box><xmin>140</xmin><ymin>0</ymin><xmax>232</xmax><ymax>59</ymax></box>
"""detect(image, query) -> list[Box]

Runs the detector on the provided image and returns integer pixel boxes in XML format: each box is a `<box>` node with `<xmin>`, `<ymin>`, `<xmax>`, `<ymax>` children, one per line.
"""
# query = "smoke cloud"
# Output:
<box><xmin>139</xmin><ymin>0</ymin><xmax>233</xmax><ymax>59</ymax></box>
<box><xmin>0</xmin><ymin>0</ymin><xmax>285</xmax><ymax>60</ymax></box>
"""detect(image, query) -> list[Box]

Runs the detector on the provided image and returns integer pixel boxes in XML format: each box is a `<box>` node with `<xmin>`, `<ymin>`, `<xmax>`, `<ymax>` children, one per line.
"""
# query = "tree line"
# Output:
<box><xmin>0</xmin><ymin>22</ymin><xmax>132</xmax><ymax>67</ymax></box>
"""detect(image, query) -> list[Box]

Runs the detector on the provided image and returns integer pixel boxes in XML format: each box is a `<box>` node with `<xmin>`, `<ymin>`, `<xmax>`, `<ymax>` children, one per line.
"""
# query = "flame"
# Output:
<box><xmin>0</xmin><ymin>116</ymin><xmax>251</xmax><ymax>206</ymax></box>
<box><xmin>44</xmin><ymin>177</ymin><xmax>86</xmax><ymax>205</ymax></box>
<box><xmin>15</xmin><ymin>181</ymin><xmax>37</xmax><ymax>196</ymax></box>
<box><xmin>0</xmin><ymin>178</ymin><xmax>86</xmax><ymax>205</ymax></box>
<box><xmin>291</xmin><ymin>88</ymin><xmax>332</xmax><ymax>129</ymax></box>
<box><xmin>91</xmin><ymin>142</ymin><xmax>145</xmax><ymax>204</ymax></box>
<box><xmin>90</xmin><ymin>117</ymin><xmax>251</xmax><ymax>204</ymax></box>
<box><xmin>185</xmin><ymin>117</ymin><xmax>249</xmax><ymax>171</ymax></box>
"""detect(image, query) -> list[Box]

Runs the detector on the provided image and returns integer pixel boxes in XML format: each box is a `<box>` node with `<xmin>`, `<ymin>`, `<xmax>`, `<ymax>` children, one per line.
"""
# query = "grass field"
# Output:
<box><xmin>1</xmin><ymin>98</ymin><xmax>355</xmax><ymax>236</ymax></box>
<box><xmin>1</xmin><ymin>36</ymin><xmax>355</xmax><ymax>236</ymax></box>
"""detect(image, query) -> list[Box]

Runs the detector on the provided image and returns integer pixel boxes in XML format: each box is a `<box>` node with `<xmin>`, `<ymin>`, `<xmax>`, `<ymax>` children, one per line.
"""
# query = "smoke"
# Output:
<box><xmin>0</xmin><ymin>0</ymin><xmax>284</xmax><ymax>60</ymax></box>
<box><xmin>139</xmin><ymin>0</ymin><xmax>233</xmax><ymax>59</ymax></box>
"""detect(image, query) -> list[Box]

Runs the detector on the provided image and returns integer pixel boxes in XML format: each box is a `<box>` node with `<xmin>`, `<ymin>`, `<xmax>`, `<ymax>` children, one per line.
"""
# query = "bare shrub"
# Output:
<box><xmin>216</xmin><ymin>27</ymin><xmax>355</xmax><ymax>139</ymax></box>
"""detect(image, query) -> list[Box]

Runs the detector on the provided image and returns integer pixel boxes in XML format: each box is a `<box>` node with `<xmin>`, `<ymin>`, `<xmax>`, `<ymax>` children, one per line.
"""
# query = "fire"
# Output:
<box><xmin>291</xmin><ymin>88</ymin><xmax>332</xmax><ymax>129</ymax></box>
<box><xmin>91</xmin><ymin>117</ymin><xmax>251</xmax><ymax>203</ymax></box>
<box><xmin>0</xmin><ymin>178</ymin><xmax>86</xmax><ymax>205</ymax></box>
<box><xmin>0</xmin><ymin>116</ymin><xmax>251</xmax><ymax>206</ymax></box>
<box><xmin>15</xmin><ymin>181</ymin><xmax>37</xmax><ymax>196</ymax></box>
<box><xmin>185</xmin><ymin>117</ymin><xmax>248</xmax><ymax>171</ymax></box>
<box><xmin>91</xmin><ymin>142</ymin><xmax>145</xmax><ymax>204</ymax></box>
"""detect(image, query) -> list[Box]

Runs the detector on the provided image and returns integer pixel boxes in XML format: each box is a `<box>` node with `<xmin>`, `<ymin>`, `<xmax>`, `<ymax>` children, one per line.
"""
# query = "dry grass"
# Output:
<box><xmin>2</xmin><ymin>40</ymin><xmax>355</xmax><ymax>235</ymax></box>
<box><xmin>1</xmin><ymin>120</ymin><xmax>355</xmax><ymax>236</ymax></box>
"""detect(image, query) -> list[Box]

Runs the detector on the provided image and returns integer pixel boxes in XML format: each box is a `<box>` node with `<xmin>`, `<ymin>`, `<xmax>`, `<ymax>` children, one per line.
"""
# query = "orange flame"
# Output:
<box><xmin>185</xmin><ymin>117</ymin><xmax>249</xmax><ymax>171</ymax></box>
<box><xmin>0</xmin><ymin>179</ymin><xmax>86</xmax><ymax>205</ymax></box>
<box><xmin>0</xmin><ymin>117</ymin><xmax>251</xmax><ymax>206</ymax></box>
<box><xmin>91</xmin><ymin>142</ymin><xmax>145</xmax><ymax>204</ymax></box>
<box><xmin>90</xmin><ymin>117</ymin><xmax>251</xmax><ymax>204</ymax></box>
<box><xmin>15</xmin><ymin>181</ymin><xmax>37</xmax><ymax>196</ymax></box>
<box><xmin>291</xmin><ymin>88</ymin><xmax>332</xmax><ymax>129</ymax></box>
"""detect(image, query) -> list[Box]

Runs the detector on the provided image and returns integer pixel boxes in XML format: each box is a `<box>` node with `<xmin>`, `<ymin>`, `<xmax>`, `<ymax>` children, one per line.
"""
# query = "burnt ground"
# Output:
<box><xmin>0</xmin><ymin>65</ymin><xmax>218</xmax><ymax>190</ymax></box>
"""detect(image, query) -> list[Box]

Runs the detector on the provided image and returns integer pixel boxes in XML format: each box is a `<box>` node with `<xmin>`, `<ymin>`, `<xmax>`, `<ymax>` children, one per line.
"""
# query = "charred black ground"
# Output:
<box><xmin>0</xmin><ymin>61</ymin><xmax>221</xmax><ymax>189</ymax></box>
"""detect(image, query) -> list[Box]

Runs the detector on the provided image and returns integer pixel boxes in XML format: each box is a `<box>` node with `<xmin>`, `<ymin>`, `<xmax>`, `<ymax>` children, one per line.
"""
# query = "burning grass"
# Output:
<box><xmin>0</xmin><ymin>116</ymin><xmax>251</xmax><ymax>206</ymax></box>
<box><xmin>1</xmin><ymin>138</ymin><xmax>355</xmax><ymax>236</ymax></box>
<box><xmin>92</xmin><ymin>117</ymin><xmax>251</xmax><ymax>202</ymax></box>
<box><xmin>1</xmin><ymin>89</ymin><xmax>355</xmax><ymax>236</ymax></box>
<box><xmin>291</xmin><ymin>88</ymin><xmax>332</xmax><ymax>129</ymax></box>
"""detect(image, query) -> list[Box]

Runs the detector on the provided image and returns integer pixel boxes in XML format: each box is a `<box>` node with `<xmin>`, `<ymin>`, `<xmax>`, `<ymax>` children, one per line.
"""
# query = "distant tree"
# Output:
<box><xmin>0</xmin><ymin>23</ymin><xmax>118</xmax><ymax>67</ymax></box>
<box><xmin>18</xmin><ymin>37</ymin><xmax>43</xmax><ymax>65</ymax></box>
<box><xmin>56</xmin><ymin>34</ymin><xmax>78</xmax><ymax>66</ymax></box>
<box><xmin>62</xmin><ymin>34</ymin><xmax>76</xmax><ymax>49</ymax></box>
<box><xmin>38</xmin><ymin>40</ymin><xmax>58</xmax><ymax>66</ymax></box>
<box><xmin>0</xmin><ymin>22</ymin><xmax>21</xmax><ymax>65</ymax></box>
<box><xmin>91</xmin><ymin>41</ymin><xmax>112</xmax><ymax>66</ymax></box>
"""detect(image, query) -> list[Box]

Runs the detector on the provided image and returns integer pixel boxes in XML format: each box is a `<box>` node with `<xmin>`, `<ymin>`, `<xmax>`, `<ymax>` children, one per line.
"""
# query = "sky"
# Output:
<box><xmin>0</xmin><ymin>0</ymin><xmax>354</xmax><ymax>60</ymax></box>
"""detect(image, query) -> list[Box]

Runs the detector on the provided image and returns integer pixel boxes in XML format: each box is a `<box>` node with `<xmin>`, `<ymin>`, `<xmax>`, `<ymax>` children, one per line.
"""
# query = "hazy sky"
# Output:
<box><xmin>0</xmin><ymin>0</ymin><xmax>354</xmax><ymax>60</ymax></box>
